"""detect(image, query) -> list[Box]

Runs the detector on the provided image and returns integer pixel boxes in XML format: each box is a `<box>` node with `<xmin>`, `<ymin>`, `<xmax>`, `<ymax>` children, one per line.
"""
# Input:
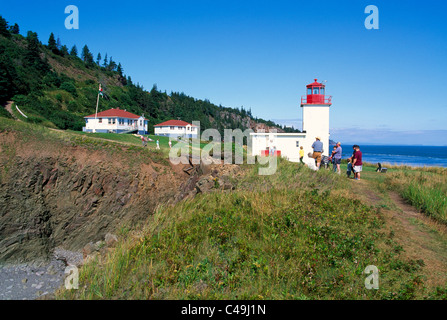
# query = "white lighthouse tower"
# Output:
<box><xmin>250</xmin><ymin>79</ymin><xmax>333</xmax><ymax>162</ymax></box>
<box><xmin>300</xmin><ymin>79</ymin><xmax>332</xmax><ymax>157</ymax></box>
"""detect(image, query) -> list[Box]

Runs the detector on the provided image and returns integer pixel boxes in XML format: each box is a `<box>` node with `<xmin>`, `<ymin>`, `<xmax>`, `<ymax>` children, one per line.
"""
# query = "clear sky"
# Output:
<box><xmin>1</xmin><ymin>0</ymin><xmax>446</xmax><ymax>145</ymax></box>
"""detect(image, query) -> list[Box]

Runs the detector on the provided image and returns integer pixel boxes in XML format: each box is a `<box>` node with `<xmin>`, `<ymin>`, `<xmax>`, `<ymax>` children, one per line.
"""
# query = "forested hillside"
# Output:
<box><xmin>0</xmin><ymin>15</ymin><xmax>299</xmax><ymax>135</ymax></box>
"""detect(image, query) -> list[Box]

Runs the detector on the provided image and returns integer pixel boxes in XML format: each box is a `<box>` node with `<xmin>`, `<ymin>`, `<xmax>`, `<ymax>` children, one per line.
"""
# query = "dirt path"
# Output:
<box><xmin>4</xmin><ymin>101</ymin><xmax>18</xmax><ymax>120</ymax></box>
<box><xmin>353</xmin><ymin>179</ymin><xmax>447</xmax><ymax>289</ymax></box>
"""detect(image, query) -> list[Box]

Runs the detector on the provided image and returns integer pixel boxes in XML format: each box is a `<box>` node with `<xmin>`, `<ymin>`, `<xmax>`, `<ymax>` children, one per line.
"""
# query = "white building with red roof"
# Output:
<box><xmin>83</xmin><ymin>108</ymin><xmax>148</xmax><ymax>135</ymax></box>
<box><xmin>251</xmin><ymin>79</ymin><xmax>332</xmax><ymax>162</ymax></box>
<box><xmin>154</xmin><ymin>120</ymin><xmax>198</xmax><ymax>139</ymax></box>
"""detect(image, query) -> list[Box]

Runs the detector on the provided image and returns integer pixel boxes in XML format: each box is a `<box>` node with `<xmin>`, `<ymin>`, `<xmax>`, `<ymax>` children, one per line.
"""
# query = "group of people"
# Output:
<box><xmin>300</xmin><ymin>137</ymin><xmax>363</xmax><ymax>180</ymax></box>
<box><xmin>141</xmin><ymin>135</ymin><xmax>168</xmax><ymax>150</ymax></box>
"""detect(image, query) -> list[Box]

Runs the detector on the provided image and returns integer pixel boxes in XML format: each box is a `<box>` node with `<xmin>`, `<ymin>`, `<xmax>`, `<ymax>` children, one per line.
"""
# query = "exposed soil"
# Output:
<box><xmin>4</xmin><ymin>101</ymin><xmax>17</xmax><ymax>120</ymax></box>
<box><xmin>352</xmin><ymin>179</ymin><xmax>447</xmax><ymax>289</ymax></box>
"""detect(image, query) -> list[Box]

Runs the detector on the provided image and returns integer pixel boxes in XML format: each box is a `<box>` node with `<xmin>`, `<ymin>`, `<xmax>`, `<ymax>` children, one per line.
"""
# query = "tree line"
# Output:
<box><xmin>0</xmin><ymin>14</ymin><xmax>299</xmax><ymax>135</ymax></box>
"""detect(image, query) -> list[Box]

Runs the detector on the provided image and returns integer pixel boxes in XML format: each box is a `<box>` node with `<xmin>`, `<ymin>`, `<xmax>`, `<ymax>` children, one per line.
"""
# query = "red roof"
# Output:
<box><xmin>85</xmin><ymin>108</ymin><xmax>147</xmax><ymax>119</ymax></box>
<box><xmin>154</xmin><ymin>120</ymin><xmax>197</xmax><ymax>127</ymax></box>
<box><xmin>306</xmin><ymin>78</ymin><xmax>325</xmax><ymax>88</ymax></box>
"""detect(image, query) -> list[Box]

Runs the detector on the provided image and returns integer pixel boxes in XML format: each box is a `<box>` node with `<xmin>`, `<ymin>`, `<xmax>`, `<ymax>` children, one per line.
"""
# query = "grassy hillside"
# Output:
<box><xmin>2</xmin><ymin>114</ymin><xmax>446</xmax><ymax>299</ymax></box>
<box><xmin>0</xmin><ymin>16</ymin><xmax>298</xmax><ymax>134</ymax></box>
<box><xmin>57</xmin><ymin>160</ymin><xmax>447</xmax><ymax>300</ymax></box>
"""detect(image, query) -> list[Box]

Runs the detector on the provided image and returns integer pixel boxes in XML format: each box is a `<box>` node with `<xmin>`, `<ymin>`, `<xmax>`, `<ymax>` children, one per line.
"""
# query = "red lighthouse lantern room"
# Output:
<box><xmin>301</xmin><ymin>79</ymin><xmax>332</xmax><ymax>105</ymax></box>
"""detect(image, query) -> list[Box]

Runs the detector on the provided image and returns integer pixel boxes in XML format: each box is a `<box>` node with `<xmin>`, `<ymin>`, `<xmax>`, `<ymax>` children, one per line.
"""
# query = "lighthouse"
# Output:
<box><xmin>250</xmin><ymin>79</ymin><xmax>333</xmax><ymax>163</ymax></box>
<box><xmin>301</xmin><ymin>79</ymin><xmax>332</xmax><ymax>157</ymax></box>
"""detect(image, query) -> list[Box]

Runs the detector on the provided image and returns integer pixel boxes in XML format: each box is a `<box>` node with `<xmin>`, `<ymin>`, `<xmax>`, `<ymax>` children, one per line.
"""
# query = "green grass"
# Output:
<box><xmin>384</xmin><ymin>168</ymin><xmax>447</xmax><ymax>224</ymax></box>
<box><xmin>57</xmin><ymin>160</ymin><xmax>441</xmax><ymax>300</ymax></box>
<box><xmin>0</xmin><ymin>116</ymin><xmax>169</xmax><ymax>166</ymax></box>
<box><xmin>338</xmin><ymin>162</ymin><xmax>447</xmax><ymax>224</ymax></box>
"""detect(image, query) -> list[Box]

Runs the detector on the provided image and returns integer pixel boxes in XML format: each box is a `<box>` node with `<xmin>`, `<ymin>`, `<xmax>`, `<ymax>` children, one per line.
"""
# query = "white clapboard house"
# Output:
<box><xmin>83</xmin><ymin>108</ymin><xmax>148</xmax><ymax>135</ymax></box>
<box><xmin>154</xmin><ymin>120</ymin><xmax>198</xmax><ymax>139</ymax></box>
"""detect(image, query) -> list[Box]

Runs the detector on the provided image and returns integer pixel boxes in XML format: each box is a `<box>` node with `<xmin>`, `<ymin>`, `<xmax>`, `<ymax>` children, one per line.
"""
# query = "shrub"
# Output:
<box><xmin>60</xmin><ymin>82</ymin><xmax>78</xmax><ymax>97</ymax></box>
<box><xmin>0</xmin><ymin>106</ymin><xmax>12</xmax><ymax>119</ymax></box>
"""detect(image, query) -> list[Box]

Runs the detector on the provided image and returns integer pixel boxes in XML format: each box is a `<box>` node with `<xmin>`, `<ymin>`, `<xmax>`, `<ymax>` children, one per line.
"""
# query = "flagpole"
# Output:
<box><xmin>94</xmin><ymin>84</ymin><xmax>101</xmax><ymax>133</ymax></box>
<box><xmin>95</xmin><ymin>92</ymin><xmax>100</xmax><ymax>119</ymax></box>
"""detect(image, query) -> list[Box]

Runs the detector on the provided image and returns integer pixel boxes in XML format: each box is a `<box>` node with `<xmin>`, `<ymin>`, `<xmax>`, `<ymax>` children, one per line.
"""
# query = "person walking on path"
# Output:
<box><xmin>141</xmin><ymin>136</ymin><xmax>148</xmax><ymax>147</ymax></box>
<box><xmin>352</xmin><ymin>145</ymin><xmax>363</xmax><ymax>180</ymax></box>
<box><xmin>299</xmin><ymin>146</ymin><xmax>304</xmax><ymax>164</ymax></box>
<box><xmin>168</xmin><ymin>140</ymin><xmax>172</xmax><ymax>149</ymax></box>
<box><xmin>156</xmin><ymin>139</ymin><xmax>160</xmax><ymax>150</ymax></box>
<box><xmin>332</xmin><ymin>142</ymin><xmax>342</xmax><ymax>174</ymax></box>
<box><xmin>311</xmin><ymin>137</ymin><xmax>324</xmax><ymax>169</ymax></box>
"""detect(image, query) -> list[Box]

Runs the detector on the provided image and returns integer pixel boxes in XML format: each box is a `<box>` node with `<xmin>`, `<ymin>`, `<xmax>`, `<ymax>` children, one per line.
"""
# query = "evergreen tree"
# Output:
<box><xmin>96</xmin><ymin>52</ymin><xmax>102</xmax><ymax>65</ymax></box>
<box><xmin>0</xmin><ymin>53</ymin><xmax>18</xmax><ymax>103</ymax></box>
<box><xmin>70</xmin><ymin>45</ymin><xmax>78</xmax><ymax>57</ymax></box>
<box><xmin>9</xmin><ymin>23</ymin><xmax>19</xmax><ymax>35</ymax></box>
<box><xmin>81</xmin><ymin>45</ymin><xmax>94</xmax><ymax>66</ymax></box>
<box><xmin>117</xmin><ymin>63</ymin><xmax>123</xmax><ymax>76</ymax></box>
<box><xmin>24</xmin><ymin>31</ymin><xmax>50</xmax><ymax>75</ymax></box>
<box><xmin>48</xmin><ymin>32</ymin><xmax>57</xmax><ymax>51</ymax></box>
<box><xmin>103</xmin><ymin>53</ymin><xmax>108</xmax><ymax>68</ymax></box>
<box><xmin>56</xmin><ymin>37</ymin><xmax>62</xmax><ymax>50</ymax></box>
<box><xmin>60</xmin><ymin>45</ymin><xmax>69</xmax><ymax>56</ymax></box>
<box><xmin>0</xmin><ymin>15</ymin><xmax>10</xmax><ymax>38</ymax></box>
<box><xmin>25</xmin><ymin>31</ymin><xmax>40</xmax><ymax>62</ymax></box>
<box><xmin>108</xmin><ymin>56</ymin><xmax>117</xmax><ymax>71</ymax></box>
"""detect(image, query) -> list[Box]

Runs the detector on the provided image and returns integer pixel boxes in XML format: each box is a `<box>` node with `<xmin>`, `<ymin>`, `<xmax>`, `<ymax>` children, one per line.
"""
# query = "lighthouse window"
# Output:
<box><xmin>321</xmin><ymin>88</ymin><xmax>325</xmax><ymax>95</ymax></box>
<box><xmin>307</xmin><ymin>88</ymin><xmax>312</xmax><ymax>95</ymax></box>
<box><xmin>313</xmin><ymin>88</ymin><xmax>320</xmax><ymax>94</ymax></box>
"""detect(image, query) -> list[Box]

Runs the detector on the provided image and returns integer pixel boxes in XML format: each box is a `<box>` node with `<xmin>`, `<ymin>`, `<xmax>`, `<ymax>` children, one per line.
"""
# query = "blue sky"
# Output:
<box><xmin>1</xmin><ymin>0</ymin><xmax>447</xmax><ymax>145</ymax></box>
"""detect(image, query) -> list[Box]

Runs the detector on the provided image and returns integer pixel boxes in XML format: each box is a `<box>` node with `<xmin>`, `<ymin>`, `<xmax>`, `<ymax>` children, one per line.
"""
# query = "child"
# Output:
<box><xmin>330</xmin><ymin>146</ymin><xmax>337</xmax><ymax>172</ymax></box>
<box><xmin>299</xmin><ymin>146</ymin><xmax>304</xmax><ymax>164</ymax></box>
<box><xmin>346</xmin><ymin>158</ymin><xmax>353</xmax><ymax>178</ymax></box>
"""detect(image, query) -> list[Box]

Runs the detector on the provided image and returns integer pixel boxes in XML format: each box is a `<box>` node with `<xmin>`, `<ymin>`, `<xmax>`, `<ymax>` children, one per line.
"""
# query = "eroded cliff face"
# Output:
<box><xmin>0</xmin><ymin>132</ymin><xmax>188</xmax><ymax>264</ymax></box>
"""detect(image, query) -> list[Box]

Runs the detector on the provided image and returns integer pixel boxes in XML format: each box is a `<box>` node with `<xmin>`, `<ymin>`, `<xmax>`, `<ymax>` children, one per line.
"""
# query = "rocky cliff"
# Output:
<box><xmin>0</xmin><ymin>131</ymin><xmax>189</xmax><ymax>264</ymax></box>
<box><xmin>0</xmin><ymin>127</ymin><xmax>241</xmax><ymax>265</ymax></box>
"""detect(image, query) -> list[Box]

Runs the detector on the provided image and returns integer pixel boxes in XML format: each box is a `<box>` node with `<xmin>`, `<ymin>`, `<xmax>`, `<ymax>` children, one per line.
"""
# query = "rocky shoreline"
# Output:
<box><xmin>0</xmin><ymin>247</ymin><xmax>83</xmax><ymax>300</ymax></box>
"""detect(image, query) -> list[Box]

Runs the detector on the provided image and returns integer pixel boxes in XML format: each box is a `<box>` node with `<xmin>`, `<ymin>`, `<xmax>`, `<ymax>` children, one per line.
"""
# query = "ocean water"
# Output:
<box><xmin>340</xmin><ymin>145</ymin><xmax>447</xmax><ymax>168</ymax></box>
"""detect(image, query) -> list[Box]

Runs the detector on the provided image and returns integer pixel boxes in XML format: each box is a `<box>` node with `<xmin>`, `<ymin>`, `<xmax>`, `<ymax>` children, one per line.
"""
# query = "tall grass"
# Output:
<box><xmin>385</xmin><ymin>168</ymin><xmax>447</xmax><ymax>224</ymax></box>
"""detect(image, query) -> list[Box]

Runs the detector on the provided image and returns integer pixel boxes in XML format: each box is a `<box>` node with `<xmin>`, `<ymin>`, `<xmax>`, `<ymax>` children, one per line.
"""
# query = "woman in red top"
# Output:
<box><xmin>352</xmin><ymin>145</ymin><xmax>363</xmax><ymax>180</ymax></box>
